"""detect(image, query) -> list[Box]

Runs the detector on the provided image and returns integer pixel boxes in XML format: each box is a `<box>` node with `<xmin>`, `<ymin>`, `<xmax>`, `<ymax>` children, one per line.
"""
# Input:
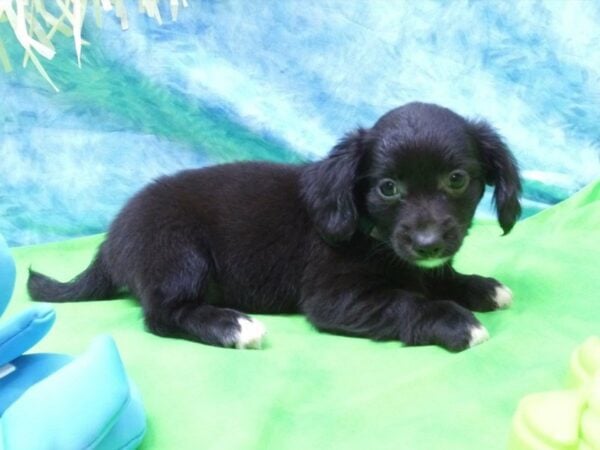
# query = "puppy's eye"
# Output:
<box><xmin>377</xmin><ymin>179</ymin><xmax>403</xmax><ymax>198</ymax></box>
<box><xmin>444</xmin><ymin>170</ymin><xmax>470</xmax><ymax>192</ymax></box>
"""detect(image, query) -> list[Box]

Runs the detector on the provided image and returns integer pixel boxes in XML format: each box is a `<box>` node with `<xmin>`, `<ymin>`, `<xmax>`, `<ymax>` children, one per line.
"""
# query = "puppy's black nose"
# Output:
<box><xmin>412</xmin><ymin>231</ymin><xmax>444</xmax><ymax>259</ymax></box>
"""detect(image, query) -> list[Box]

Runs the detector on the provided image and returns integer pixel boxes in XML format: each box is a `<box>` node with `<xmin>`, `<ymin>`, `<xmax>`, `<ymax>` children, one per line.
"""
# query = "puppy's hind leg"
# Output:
<box><xmin>139</xmin><ymin>250</ymin><xmax>266</xmax><ymax>349</ymax></box>
<box><xmin>148</xmin><ymin>303</ymin><xmax>266</xmax><ymax>349</ymax></box>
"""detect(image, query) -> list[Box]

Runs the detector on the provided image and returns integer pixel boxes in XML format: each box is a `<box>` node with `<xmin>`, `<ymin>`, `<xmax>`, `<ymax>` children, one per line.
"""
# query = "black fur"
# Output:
<box><xmin>28</xmin><ymin>102</ymin><xmax>521</xmax><ymax>352</ymax></box>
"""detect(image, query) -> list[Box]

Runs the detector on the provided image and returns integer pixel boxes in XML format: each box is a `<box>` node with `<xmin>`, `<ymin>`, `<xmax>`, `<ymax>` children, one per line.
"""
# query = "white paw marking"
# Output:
<box><xmin>493</xmin><ymin>285</ymin><xmax>513</xmax><ymax>309</ymax></box>
<box><xmin>468</xmin><ymin>325</ymin><xmax>490</xmax><ymax>348</ymax></box>
<box><xmin>235</xmin><ymin>317</ymin><xmax>267</xmax><ymax>349</ymax></box>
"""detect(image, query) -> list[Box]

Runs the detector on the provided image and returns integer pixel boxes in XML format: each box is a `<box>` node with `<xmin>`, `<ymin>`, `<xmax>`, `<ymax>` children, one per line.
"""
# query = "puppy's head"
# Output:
<box><xmin>301</xmin><ymin>102</ymin><xmax>521</xmax><ymax>268</ymax></box>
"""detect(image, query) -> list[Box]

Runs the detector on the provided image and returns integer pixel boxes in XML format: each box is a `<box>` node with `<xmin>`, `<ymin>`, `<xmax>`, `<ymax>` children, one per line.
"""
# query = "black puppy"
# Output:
<box><xmin>28</xmin><ymin>102</ymin><xmax>521</xmax><ymax>352</ymax></box>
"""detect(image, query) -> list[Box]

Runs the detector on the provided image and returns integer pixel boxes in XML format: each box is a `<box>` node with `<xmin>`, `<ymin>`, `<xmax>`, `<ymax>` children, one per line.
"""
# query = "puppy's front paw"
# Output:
<box><xmin>468</xmin><ymin>325</ymin><xmax>490</xmax><ymax>347</ymax></box>
<box><xmin>410</xmin><ymin>301</ymin><xmax>489</xmax><ymax>352</ymax></box>
<box><xmin>458</xmin><ymin>275</ymin><xmax>513</xmax><ymax>312</ymax></box>
<box><xmin>492</xmin><ymin>284</ymin><xmax>513</xmax><ymax>309</ymax></box>
<box><xmin>234</xmin><ymin>317</ymin><xmax>267</xmax><ymax>349</ymax></box>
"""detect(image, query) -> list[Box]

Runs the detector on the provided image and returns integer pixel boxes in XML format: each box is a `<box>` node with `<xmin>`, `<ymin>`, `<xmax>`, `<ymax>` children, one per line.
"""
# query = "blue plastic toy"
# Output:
<box><xmin>0</xmin><ymin>234</ymin><xmax>146</xmax><ymax>450</ymax></box>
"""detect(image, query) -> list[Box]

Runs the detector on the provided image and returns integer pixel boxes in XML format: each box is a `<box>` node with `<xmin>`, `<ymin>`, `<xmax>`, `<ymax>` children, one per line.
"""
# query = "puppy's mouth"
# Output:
<box><xmin>369</xmin><ymin>226</ymin><xmax>458</xmax><ymax>269</ymax></box>
<box><xmin>412</xmin><ymin>256</ymin><xmax>451</xmax><ymax>269</ymax></box>
<box><xmin>389</xmin><ymin>238</ymin><xmax>455</xmax><ymax>269</ymax></box>
<box><xmin>392</xmin><ymin>236</ymin><xmax>457</xmax><ymax>269</ymax></box>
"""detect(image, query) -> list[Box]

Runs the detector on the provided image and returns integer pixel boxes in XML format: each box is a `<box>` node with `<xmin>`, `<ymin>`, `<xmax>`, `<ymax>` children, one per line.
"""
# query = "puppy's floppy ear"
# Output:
<box><xmin>468</xmin><ymin>120</ymin><xmax>522</xmax><ymax>234</ymax></box>
<box><xmin>301</xmin><ymin>128</ymin><xmax>368</xmax><ymax>243</ymax></box>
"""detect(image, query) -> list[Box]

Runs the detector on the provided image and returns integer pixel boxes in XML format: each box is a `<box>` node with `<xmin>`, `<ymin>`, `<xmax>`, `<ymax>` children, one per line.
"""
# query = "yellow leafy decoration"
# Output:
<box><xmin>0</xmin><ymin>0</ymin><xmax>188</xmax><ymax>90</ymax></box>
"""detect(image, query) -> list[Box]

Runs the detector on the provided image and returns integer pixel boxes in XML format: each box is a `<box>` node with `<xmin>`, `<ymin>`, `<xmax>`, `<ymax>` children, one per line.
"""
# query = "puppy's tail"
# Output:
<box><xmin>28</xmin><ymin>250</ymin><xmax>118</xmax><ymax>302</ymax></box>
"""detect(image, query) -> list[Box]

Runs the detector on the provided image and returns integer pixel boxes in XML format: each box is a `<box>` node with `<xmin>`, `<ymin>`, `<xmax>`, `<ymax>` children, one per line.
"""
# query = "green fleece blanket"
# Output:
<box><xmin>7</xmin><ymin>181</ymin><xmax>599</xmax><ymax>450</ymax></box>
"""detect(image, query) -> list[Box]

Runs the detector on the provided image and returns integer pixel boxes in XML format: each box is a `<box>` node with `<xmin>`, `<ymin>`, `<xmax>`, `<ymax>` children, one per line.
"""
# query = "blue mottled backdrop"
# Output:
<box><xmin>1</xmin><ymin>0</ymin><xmax>599</xmax><ymax>246</ymax></box>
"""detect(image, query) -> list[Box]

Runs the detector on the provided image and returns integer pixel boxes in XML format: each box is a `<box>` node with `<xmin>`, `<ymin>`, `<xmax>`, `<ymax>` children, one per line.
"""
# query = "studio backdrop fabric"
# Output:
<box><xmin>1</xmin><ymin>0</ymin><xmax>599</xmax><ymax>246</ymax></box>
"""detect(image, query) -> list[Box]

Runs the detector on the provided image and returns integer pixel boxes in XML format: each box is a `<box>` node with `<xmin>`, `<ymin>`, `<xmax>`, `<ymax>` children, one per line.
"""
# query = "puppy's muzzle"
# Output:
<box><xmin>394</xmin><ymin>222</ymin><xmax>459</xmax><ymax>268</ymax></box>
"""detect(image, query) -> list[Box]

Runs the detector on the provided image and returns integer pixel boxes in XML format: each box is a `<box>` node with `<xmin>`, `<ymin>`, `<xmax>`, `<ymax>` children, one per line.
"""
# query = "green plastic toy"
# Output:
<box><xmin>509</xmin><ymin>336</ymin><xmax>600</xmax><ymax>450</ymax></box>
